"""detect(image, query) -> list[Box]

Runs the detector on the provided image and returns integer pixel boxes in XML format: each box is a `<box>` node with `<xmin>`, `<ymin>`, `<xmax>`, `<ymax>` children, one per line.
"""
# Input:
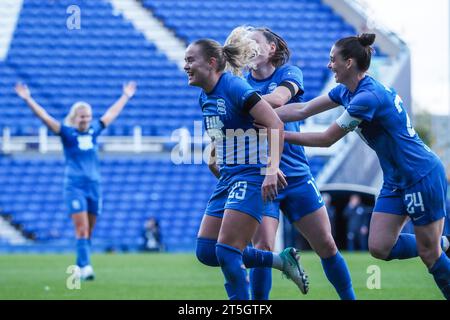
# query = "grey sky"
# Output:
<box><xmin>359</xmin><ymin>0</ymin><xmax>449</xmax><ymax>115</ymax></box>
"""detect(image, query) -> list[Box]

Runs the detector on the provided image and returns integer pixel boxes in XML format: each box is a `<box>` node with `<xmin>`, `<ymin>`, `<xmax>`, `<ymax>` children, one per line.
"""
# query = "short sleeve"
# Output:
<box><xmin>58</xmin><ymin>125</ymin><xmax>73</xmax><ymax>147</ymax></box>
<box><xmin>280</xmin><ymin>65</ymin><xmax>304</xmax><ymax>94</ymax></box>
<box><xmin>59</xmin><ymin>125</ymin><xmax>71</xmax><ymax>138</ymax></box>
<box><xmin>91</xmin><ymin>120</ymin><xmax>106</xmax><ymax>137</ymax></box>
<box><xmin>328</xmin><ymin>85</ymin><xmax>345</xmax><ymax>105</ymax></box>
<box><xmin>347</xmin><ymin>90</ymin><xmax>379</xmax><ymax>122</ymax></box>
<box><xmin>229</xmin><ymin>76</ymin><xmax>259</xmax><ymax>112</ymax></box>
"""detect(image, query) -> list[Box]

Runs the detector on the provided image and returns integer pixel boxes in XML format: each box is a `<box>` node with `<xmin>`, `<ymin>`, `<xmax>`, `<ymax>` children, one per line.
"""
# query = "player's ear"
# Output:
<box><xmin>346</xmin><ymin>58</ymin><xmax>354</xmax><ymax>70</ymax></box>
<box><xmin>208</xmin><ymin>57</ymin><xmax>217</xmax><ymax>71</ymax></box>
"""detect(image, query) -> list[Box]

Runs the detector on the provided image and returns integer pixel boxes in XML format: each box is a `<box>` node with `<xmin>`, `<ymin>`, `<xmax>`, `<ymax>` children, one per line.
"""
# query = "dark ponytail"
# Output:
<box><xmin>335</xmin><ymin>33</ymin><xmax>376</xmax><ymax>71</ymax></box>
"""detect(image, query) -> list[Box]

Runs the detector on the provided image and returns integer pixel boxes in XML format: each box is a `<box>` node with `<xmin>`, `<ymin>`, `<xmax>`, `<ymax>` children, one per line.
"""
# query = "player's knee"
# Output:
<box><xmin>76</xmin><ymin>225</ymin><xmax>89</xmax><ymax>238</ymax></box>
<box><xmin>196</xmin><ymin>238</ymin><xmax>220</xmax><ymax>267</ymax></box>
<box><xmin>418</xmin><ymin>247</ymin><xmax>440</xmax><ymax>268</ymax></box>
<box><xmin>315</xmin><ymin>235</ymin><xmax>338</xmax><ymax>258</ymax></box>
<box><xmin>368</xmin><ymin>243</ymin><xmax>390</xmax><ymax>260</ymax></box>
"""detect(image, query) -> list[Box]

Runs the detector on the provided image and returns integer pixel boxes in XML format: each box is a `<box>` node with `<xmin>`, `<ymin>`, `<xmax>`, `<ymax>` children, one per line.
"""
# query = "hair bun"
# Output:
<box><xmin>358</xmin><ymin>33</ymin><xmax>376</xmax><ymax>47</ymax></box>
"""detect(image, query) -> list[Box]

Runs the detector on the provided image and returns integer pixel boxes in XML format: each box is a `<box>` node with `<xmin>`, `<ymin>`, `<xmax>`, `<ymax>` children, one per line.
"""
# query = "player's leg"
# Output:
<box><xmin>415</xmin><ymin>219</ymin><xmax>450</xmax><ymax>299</ymax></box>
<box><xmin>368</xmin><ymin>212</ymin><xmax>412</xmax><ymax>259</ymax></box>
<box><xmin>88</xmin><ymin>214</ymin><xmax>97</xmax><ymax>239</ymax></box>
<box><xmin>408</xmin><ymin>163</ymin><xmax>449</xmax><ymax>299</ymax></box>
<box><xmin>216</xmin><ymin>208</ymin><xmax>261</xmax><ymax>300</ymax></box>
<box><xmin>79</xmin><ymin>195</ymin><xmax>100</xmax><ymax>280</ymax></box>
<box><xmin>196</xmin><ymin>214</ymin><xmax>222</xmax><ymax>266</ymax></box>
<box><xmin>369</xmin><ymin>185</ymin><xmax>425</xmax><ymax>260</ymax></box>
<box><xmin>250</xmin><ymin>215</ymin><xmax>279</xmax><ymax>300</ymax></box>
<box><xmin>369</xmin><ymin>212</ymin><xmax>449</xmax><ymax>260</ymax></box>
<box><xmin>71</xmin><ymin>211</ymin><xmax>92</xmax><ymax>277</ymax></box>
<box><xmin>65</xmin><ymin>186</ymin><xmax>91</xmax><ymax>275</ymax></box>
<box><xmin>224</xmin><ymin>180</ymin><xmax>308</xmax><ymax>295</ymax></box>
<box><xmin>87</xmin><ymin>183</ymin><xmax>101</xmax><ymax>240</ymax></box>
<box><xmin>294</xmin><ymin>206</ymin><xmax>355</xmax><ymax>300</ymax></box>
<box><xmin>196</xmin><ymin>180</ymin><xmax>227</xmax><ymax>267</ymax></box>
<box><xmin>279</xmin><ymin>175</ymin><xmax>353</xmax><ymax>299</ymax></box>
<box><xmin>370</xmin><ymin>176</ymin><xmax>450</xmax><ymax>261</ymax></box>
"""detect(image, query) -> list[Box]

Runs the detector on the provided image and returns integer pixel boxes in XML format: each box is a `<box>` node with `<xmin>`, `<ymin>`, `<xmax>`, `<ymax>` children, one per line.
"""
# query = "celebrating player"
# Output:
<box><xmin>185</xmin><ymin>38</ymin><xmax>308</xmax><ymax>300</ymax></box>
<box><xmin>15</xmin><ymin>81</ymin><xmax>137</xmax><ymax>280</ymax></box>
<box><xmin>275</xmin><ymin>33</ymin><xmax>450</xmax><ymax>299</ymax></box>
<box><xmin>219</xmin><ymin>26</ymin><xmax>355</xmax><ymax>300</ymax></box>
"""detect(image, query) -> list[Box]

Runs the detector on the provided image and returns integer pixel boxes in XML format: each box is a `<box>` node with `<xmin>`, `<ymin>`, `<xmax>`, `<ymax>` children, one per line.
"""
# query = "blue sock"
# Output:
<box><xmin>216</xmin><ymin>243</ymin><xmax>250</xmax><ymax>300</ymax></box>
<box><xmin>243</xmin><ymin>246</ymin><xmax>273</xmax><ymax>268</ymax></box>
<box><xmin>321</xmin><ymin>252</ymin><xmax>356</xmax><ymax>300</ymax></box>
<box><xmin>196</xmin><ymin>237</ymin><xmax>273</xmax><ymax>268</ymax></box>
<box><xmin>250</xmin><ymin>267</ymin><xmax>272</xmax><ymax>300</ymax></box>
<box><xmin>76</xmin><ymin>238</ymin><xmax>90</xmax><ymax>268</ymax></box>
<box><xmin>429</xmin><ymin>252</ymin><xmax>450</xmax><ymax>300</ymax></box>
<box><xmin>196</xmin><ymin>237</ymin><xmax>220</xmax><ymax>266</ymax></box>
<box><xmin>386</xmin><ymin>234</ymin><xmax>418</xmax><ymax>260</ymax></box>
<box><xmin>386</xmin><ymin>234</ymin><xmax>448</xmax><ymax>260</ymax></box>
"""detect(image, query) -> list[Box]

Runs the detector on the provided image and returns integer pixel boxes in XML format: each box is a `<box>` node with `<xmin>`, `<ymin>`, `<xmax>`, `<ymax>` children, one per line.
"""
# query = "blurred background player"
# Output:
<box><xmin>343</xmin><ymin>194</ymin><xmax>371</xmax><ymax>251</ymax></box>
<box><xmin>185</xmin><ymin>38</ymin><xmax>309</xmax><ymax>300</ymax></box>
<box><xmin>15</xmin><ymin>81</ymin><xmax>137</xmax><ymax>280</ymax></box>
<box><xmin>275</xmin><ymin>33</ymin><xmax>450</xmax><ymax>299</ymax></box>
<box><xmin>143</xmin><ymin>216</ymin><xmax>163</xmax><ymax>252</ymax></box>
<box><xmin>223</xmin><ymin>26</ymin><xmax>355</xmax><ymax>300</ymax></box>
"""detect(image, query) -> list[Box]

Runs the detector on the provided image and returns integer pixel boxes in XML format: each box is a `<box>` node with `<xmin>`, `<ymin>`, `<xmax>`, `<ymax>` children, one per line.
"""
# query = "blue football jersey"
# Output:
<box><xmin>199</xmin><ymin>72</ymin><xmax>266</xmax><ymax>180</ymax></box>
<box><xmin>246</xmin><ymin>64</ymin><xmax>311</xmax><ymax>177</ymax></box>
<box><xmin>59</xmin><ymin>120</ymin><xmax>105</xmax><ymax>182</ymax></box>
<box><xmin>328</xmin><ymin>76</ymin><xmax>440</xmax><ymax>189</ymax></box>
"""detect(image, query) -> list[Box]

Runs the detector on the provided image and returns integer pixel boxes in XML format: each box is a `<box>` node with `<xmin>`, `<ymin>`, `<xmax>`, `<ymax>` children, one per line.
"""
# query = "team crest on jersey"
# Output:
<box><xmin>77</xmin><ymin>135</ymin><xmax>94</xmax><ymax>150</ymax></box>
<box><xmin>268</xmin><ymin>82</ymin><xmax>277</xmax><ymax>93</ymax></box>
<box><xmin>217</xmin><ymin>99</ymin><xmax>226</xmax><ymax>115</ymax></box>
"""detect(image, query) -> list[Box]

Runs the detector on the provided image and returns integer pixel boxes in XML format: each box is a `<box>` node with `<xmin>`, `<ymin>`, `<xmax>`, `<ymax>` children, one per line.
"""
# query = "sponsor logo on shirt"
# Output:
<box><xmin>268</xmin><ymin>82</ymin><xmax>277</xmax><ymax>93</ymax></box>
<box><xmin>77</xmin><ymin>135</ymin><xmax>94</xmax><ymax>150</ymax></box>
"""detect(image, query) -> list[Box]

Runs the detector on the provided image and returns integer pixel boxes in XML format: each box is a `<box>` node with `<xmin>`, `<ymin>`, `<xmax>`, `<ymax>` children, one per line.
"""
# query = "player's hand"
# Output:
<box><xmin>277</xmin><ymin>169</ymin><xmax>288</xmax><ymax>189</ymax></box>
<box><xmin>123</xmin><ymin>81</ymin><xmax>137</xmax><ymax>98</ymax></box>
<box><xmin>15</xmin><ymin>83</ymin><xmax>31</xmax><ymax>100</ymax></box>
<box><xmin>262</xmin><ymin>173</ymin><xmax>278</xmax><ymax>202</ymax></box>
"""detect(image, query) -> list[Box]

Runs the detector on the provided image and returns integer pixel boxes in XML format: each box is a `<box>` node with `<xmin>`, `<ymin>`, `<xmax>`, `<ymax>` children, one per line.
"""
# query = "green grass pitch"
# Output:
<box><xmin>0</xmin><ymin>252</ymin><xmax>444</xmax><ymax>300</ymax></box>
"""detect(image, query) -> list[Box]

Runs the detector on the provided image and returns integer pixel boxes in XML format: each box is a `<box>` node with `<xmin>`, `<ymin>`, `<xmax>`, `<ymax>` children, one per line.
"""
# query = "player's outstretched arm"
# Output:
<box><xmin>100</xmin><ymin>81</ymin><xmax>137</xmax><ymax>127</ymax></box>
<box><xmin>262</xmin><ymin>81</ymin><xmax>299</xmax><ymax>109</ymax></box>
<box><xmin>15</xmin><ymin>83</ymin><xmax>61</xmax><ymax>134</ymax></box>
<box><xmin>285</xmin><ymin>122</ymin><xmax>347</xmax><ymax>148</ymax></box>
<box><xmin>276</xmin><ymin>94</ymin><xmax>339</xmax><ymax>122</ymax></box>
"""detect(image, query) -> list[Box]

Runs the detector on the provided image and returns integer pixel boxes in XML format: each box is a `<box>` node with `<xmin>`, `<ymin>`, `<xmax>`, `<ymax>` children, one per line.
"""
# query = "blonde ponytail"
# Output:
<box><xmin>223</xmin><ymin>26</ymin><xmax>260</xmax><ymax>76</ymax></box>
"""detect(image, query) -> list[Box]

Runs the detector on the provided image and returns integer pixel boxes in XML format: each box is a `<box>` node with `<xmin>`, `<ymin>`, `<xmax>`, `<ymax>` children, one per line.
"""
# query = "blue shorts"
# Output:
<box><xmin>205</xmin><ymin>175</ymin><xmax>265</xmax><ymax>223</ymax></box>
<box><xmin>264</xmin><ymin>174</ymin><xmax>324</xmax><ymax>223</ymax></box>
<box><xmin>374</xmin><ymin>162</ymin><xmax>447</xmax><ymax>226</ymax></box>
<box><xmin>64</xmin><ymin>179</ymin><xmax>102</xmax><ymax>216</ymax></box>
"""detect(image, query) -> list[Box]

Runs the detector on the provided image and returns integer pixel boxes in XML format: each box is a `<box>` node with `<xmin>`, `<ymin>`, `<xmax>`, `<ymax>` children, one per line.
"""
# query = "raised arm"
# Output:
<box><xmin>249</xmin><ymin>99</ymin><xmax>284</xmax><ymax>201</ymax></box>
<box><xmin>276</xmin><ymin>94</ymin><xmax>340</xmax><ymax>122</ymax></box>
<box><xmin>100</xmin><ymin>81</ymin><xmax>137</xmax><ymax>127</ymax></box>
<box><xmin>15</xmin><ymin>83</ymin><xmax>61</xmax><ymax>134</ymax></box>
